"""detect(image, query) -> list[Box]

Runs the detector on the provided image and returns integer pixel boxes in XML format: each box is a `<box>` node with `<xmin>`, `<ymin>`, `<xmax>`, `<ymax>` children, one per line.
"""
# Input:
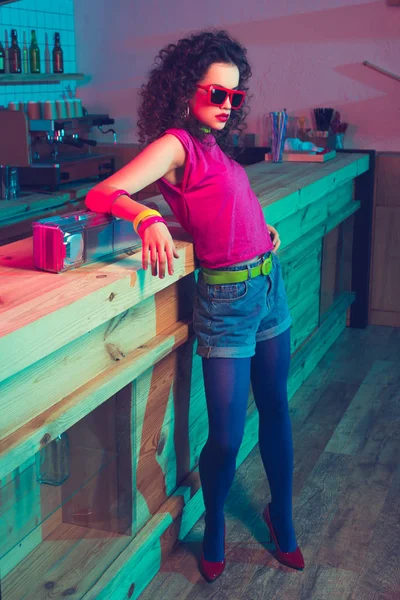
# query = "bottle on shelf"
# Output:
<box><xmin>22</xmin><ymin>31</ymin><xmax>29</xmax><ymax>74</ymax></box>
<box><xmin>0</xmin><ymin>39</ymin><xmax>5</xmax><ymax>74</ymax></box>
<box><xmin>29</xmin><ymin>29</ymin><xmax>40</xmax><ymax>74</ymax></box>
<box><xmin>9</xmin><ymin>29</ymin><xmax>22</xmax><ymax>74</ymax></box>
<box><xmin>52</xmin><ymin>32</ymin><xmax>64</xmax><ymax>73</ymax></box>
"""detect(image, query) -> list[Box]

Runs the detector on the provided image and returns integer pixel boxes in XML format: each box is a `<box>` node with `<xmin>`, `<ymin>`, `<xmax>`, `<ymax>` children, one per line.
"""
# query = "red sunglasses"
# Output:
<box><xmin>195</xmin><ymin>84</ymin><xmax>246</xmax><ymax>110</ymax></box>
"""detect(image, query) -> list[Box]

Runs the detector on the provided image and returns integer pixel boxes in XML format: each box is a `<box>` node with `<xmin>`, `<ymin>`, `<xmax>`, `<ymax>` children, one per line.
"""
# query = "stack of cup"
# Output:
<box><xmin>65</xmin><ymin>99</ymin><xmax>75</xmax><ymax>118</ymax></box>
<box><xmin>269</xmin><ymin>110</ymin><xmax>288</xmax><ymax>163</ymax></box>
<box><xmin>8</xmin><ymin>98</ymin><xmax>84</xmax><ymax>122</ymax></box>
<box><xmin>56</xmin><ymin>99</ymin><xmax>68</xmax><ymax>119</ymax></box>
<box><xmin>43</xmin><ymin>101</ymin><xmax>57</xmax><ymax>120</ymax></box>
<box><xmin>27</xmin><ymin>101</ymin><xmax>41</xmax><ymax>120</ymax></box>
<box><xmin>74</xmin><ymin>98</ymin><xmax>83</xmax><ymax>117</ymax></box>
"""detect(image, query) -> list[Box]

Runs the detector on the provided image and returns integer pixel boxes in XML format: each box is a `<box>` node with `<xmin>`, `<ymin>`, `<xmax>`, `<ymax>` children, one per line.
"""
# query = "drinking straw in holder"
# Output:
<box><xmin>313</xmin><ymin>107</ymin><xmax>334</xmax><ymax>131</ymax></box>
<box><xmin>270</xmin><ymin>110</ymin><xmax>288</xmax><ymax>162</ymax></box>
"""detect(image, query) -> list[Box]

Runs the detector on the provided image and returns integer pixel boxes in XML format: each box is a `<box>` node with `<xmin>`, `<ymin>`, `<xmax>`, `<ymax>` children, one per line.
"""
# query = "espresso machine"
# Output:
<box><xmin>0</xmin><ymin>109</ymin><xmax>116</xmax><ymax>197</ymax></box>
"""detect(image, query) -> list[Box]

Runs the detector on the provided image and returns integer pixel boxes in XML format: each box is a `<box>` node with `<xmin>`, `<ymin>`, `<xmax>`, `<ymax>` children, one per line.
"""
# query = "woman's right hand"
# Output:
<box><xmin>139</xmin><ymin>221</ymin><xmax>180</xmax><ymax>278</ymax></box>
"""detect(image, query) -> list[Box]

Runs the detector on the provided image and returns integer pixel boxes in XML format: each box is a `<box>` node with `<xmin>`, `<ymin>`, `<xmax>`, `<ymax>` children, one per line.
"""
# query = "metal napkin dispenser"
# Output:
<box><xmin>33</xmin><ymin>209</ymin><xmax>141</xmax><ymax>273</ymax></box>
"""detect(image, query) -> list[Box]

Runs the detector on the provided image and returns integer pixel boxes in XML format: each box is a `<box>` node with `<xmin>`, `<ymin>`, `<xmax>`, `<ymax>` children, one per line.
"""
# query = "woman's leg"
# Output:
<box><xmin>250</xmin><ymin>327</ymin><xmax>297</xmax><ymax>552</ymax></box>
<box><xmin>199</xmin><ymin>356</ymin><xmax>251</xmax><ymax>561</ymax></box>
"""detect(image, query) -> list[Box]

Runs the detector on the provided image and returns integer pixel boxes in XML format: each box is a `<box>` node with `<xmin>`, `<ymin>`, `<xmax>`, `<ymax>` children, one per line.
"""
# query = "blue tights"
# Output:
<box><xmin>199</xmin><ymin>328</ymin><xmax>297</xmax><ymax>561</ymax></box>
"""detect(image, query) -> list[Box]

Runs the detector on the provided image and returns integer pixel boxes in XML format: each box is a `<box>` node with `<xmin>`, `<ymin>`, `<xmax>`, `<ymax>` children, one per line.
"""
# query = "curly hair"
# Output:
<box><xmin>136</xmin><ymin>28</ymin><xmax>253</xmax><ymax>159</ymax></box>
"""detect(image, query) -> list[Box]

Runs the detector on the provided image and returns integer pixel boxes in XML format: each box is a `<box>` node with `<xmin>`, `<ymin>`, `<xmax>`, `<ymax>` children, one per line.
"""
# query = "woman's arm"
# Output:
<box><xmin>85</xmin><ymin>133</ymin><xmax>186</xmax><ymax>221</ymax></box>
<box><xmin>85</xmin><ymin>133</ymin><xmax>186</xmax><ymax>279</ymax></box>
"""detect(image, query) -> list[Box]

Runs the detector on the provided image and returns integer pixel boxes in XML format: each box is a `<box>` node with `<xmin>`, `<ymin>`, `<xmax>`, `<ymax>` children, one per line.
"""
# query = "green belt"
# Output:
<box><xmin>201</xmin><ymin>254</ymin><xmax>273</xmax><ymax>285</ymax></box>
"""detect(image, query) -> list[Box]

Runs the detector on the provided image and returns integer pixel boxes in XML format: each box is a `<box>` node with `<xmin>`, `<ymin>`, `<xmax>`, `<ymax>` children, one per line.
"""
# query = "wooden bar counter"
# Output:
<box><xmin>0</xmin><ymin>152</ymin><xmax>369</xmax><ymax>599</ymax></box>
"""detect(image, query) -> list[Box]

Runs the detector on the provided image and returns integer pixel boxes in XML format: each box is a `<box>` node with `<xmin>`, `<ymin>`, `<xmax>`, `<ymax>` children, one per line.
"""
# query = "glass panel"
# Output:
<box><xmin>0</xmin><ymin>443</ymin><xmax>118</xmax><ymax>563</ymax></box>
<box><xmin>1</xmin><ymin>389</ymin><xmax>134</xmax><ymax>565</ymax></box>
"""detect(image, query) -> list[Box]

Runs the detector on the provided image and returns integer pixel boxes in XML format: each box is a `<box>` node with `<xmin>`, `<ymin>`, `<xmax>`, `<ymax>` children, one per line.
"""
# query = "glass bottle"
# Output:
<box><xmin>8</xmin><ymin>167</ymin><xmax>20</xmax><ymax>200</ymax></box>
<box><xmin>22</xmin><ymin>32</ymin><xmax>29</xmax><ymax>74</ymax></box>
<box><xmin>35</xmin><ymin>432</ymin><xmax>70</xmax><ymax>486</ymax></box>
<box><xmin>29</xmin><ymin>29</ymin><xmax>40</xmax><ymax>74</ymax></box>
<box><xmin>9</xmin><ymin>29</ymin><xmax>22</xmax><ymax>74</ymax></box>
<box><xmin>52</xmin><ymin>32</ymin><xmax>64</xmax><ymax>73</ymax></box>
<box><xmin>0</xmin><ymin>40</ymin><xmax>5</xmax><ymax>74</ymax></box>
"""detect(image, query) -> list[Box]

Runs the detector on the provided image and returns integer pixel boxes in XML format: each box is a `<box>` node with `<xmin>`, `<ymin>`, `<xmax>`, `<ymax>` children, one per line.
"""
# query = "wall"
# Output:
<box><xmin>0</xmin><ymin>0</ymin><xmax>77</xmax><ymax>106</ymax></box>
<box><xmin>74</xmin><ymin>0</ymin><xmax>400</xmax><ymax>151</ymax></box>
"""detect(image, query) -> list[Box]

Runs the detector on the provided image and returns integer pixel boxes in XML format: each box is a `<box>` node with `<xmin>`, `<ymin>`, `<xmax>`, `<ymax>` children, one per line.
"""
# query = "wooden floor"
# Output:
<box><xmin>138</xmin><ymin>325</ymin><xmax>400</xmax><ymax>600</ymax></box>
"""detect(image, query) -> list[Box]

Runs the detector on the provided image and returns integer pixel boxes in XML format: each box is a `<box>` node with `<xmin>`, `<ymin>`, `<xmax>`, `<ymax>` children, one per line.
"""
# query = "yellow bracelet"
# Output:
<box><xmin>135</xmin><ymin>210</ymin><xmax>162</xmax><ymax>233</ymax></box>
<box><xmin>133</xmin><ymin>209</ymin><xmax>162</xmax><ymax>233</ymax></box>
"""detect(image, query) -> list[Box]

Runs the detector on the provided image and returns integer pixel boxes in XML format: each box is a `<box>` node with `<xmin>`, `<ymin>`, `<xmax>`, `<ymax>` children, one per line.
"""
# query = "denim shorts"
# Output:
<box><xmin>193</xmin><ymin>251</ymin><xmax>293</xmax><ymax>358</ymax></box>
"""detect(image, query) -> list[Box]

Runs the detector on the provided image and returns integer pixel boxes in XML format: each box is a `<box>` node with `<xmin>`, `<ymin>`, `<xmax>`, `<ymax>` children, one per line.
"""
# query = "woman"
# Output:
<box><xmin>85</xmin><ymin>28</ymin><xmax>304</xmax><ymax>582</ymax></box>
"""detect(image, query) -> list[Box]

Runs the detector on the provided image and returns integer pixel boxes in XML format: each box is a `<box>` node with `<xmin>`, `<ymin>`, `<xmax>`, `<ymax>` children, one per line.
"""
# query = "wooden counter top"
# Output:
<box><xmin>0</xmin><ymin>152</ymin><xmax>369</xmax><ymax>382</ymax></box>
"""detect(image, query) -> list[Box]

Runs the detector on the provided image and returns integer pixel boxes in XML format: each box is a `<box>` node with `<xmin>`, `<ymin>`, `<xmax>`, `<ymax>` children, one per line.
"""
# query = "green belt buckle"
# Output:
<box><xmin>260</xmin><ymin>255</ymin><xmax>272</xmax><ymax>276</ymax></box>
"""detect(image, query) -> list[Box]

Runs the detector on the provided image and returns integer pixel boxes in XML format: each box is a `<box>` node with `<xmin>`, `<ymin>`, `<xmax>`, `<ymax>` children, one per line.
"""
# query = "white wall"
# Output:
<box><xmin>74</xmin><ymin>0</ymin><xmax>400</xmax><ymax>150</ymax></box>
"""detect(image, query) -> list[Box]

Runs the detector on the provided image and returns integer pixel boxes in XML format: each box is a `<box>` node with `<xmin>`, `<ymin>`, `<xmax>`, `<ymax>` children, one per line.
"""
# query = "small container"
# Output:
<box><xmin>74</xmin><ymin>98</ymin><xmax>83</xmax><ymax>117</ymax></box>
<box><xmin>264</xmin><ymin>114</ymin><xmax>298</xmax><ymax>147</ymax></box>
<box><xmin>27</xmin><ymin>100</ymin><xmax>41</xmax><ymax>120</ymax></box>
<box><xmin>55</xmin><ymin>99</ymin><xmax>67</xmax><ymax>119</ymax></box>
<box><xmin>43</xmin><ymin>100</ymin><xmax>56</xmax><ymax>120</ymax></box>
<box><xmin>65</xmin><ymin>99</ymin><xmax>76</xmax><ymax>118</ymax></box>
<box><xmin>3</xmin><ymin>167</ymin><xmax>21</xmax><ymax>200</ymax></box>
<box><xmin>9</xmin><ymin>167</ymin><xmax>20</xmax><ymax>199</ymax></box>
<box><xmin>269</xmin><ymin>111</ymin><xmax>289</xmax><ymax>163</ymax></box>
<box><xmin>335</xmin><ymin>133</ymin><xmax>345</xmax><ymax>150</ymax></box>
<box><xmin>36</xmin><ymin>432</ymin><xmax>70</xmax><ymax>486</ymax></box>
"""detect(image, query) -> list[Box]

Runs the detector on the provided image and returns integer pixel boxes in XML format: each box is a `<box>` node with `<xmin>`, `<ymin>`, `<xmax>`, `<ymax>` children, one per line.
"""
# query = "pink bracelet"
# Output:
<box><xmin>108</xmin><ymin>189</ymin><xmax>130</xmax><ymax>214</ymax></box>
<box><xmin>137</xmin><ymin>215</ymin><xmax>167</xmax><ymax>236</ymax></box>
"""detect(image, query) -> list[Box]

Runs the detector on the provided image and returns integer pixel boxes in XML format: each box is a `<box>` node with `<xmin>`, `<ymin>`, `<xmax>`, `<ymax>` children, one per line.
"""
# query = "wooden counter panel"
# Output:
<box><xmin>369</xmin><ymin>152</ymin><xmax>400</xmax><ymax>325</ymax></box>
<box><xmin>285</xmin><ymin>238</ymin><xmax>321</xmax><ymax>355</ymax></box>
<box><xmin>375</xmin><ymin>153</ymin><xmax>400</xmax><ymax>207</ymax></box>
<box><xmin>320</xmin><ymin>214</ymin><xmax>355</xmax><ymax>324</ymax></box>
<box><xmin>0</xmin><ymin>317</ymin><xmax>192</xmax><ymax>482</ymax></box>
<box><xmin>135</xmin><ymin>340</ymin><xmax>206</xmax><ymax>532</ymax></box>
<box><xmin>371</xmin><ymin>206</ymin><xmax>400</xmax><ymax>313</ymax></box>
<box><xmin>0</xmin><ymin>273</ymin><xmax>195</xmax><ymax>441</ymax></box>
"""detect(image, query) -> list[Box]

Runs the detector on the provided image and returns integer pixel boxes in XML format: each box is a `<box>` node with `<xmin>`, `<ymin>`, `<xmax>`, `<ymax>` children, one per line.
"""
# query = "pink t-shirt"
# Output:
<box><xmin>157</xmin><ymin>128</ymin><xmax>274</xmax><ymax>269</ymax></box>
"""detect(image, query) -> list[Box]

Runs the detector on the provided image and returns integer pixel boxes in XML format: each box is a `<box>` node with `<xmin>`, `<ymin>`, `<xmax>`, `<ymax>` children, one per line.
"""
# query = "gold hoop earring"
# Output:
<box><xmin>181</xmin><ymin>102</ymin><xmax>189</xmax><ymax>119</ymax></box>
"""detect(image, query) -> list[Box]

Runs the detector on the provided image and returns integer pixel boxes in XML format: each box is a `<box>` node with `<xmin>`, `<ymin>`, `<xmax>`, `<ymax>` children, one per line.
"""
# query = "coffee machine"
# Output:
<box><xmin>0</xmin><ymin>109</ymin><xmax>116</xmax><ymax>198</ymax></box>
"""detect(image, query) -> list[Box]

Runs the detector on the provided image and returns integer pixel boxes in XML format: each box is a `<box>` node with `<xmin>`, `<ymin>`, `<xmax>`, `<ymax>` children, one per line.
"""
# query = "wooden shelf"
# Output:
<box><xmin>0</xmin><ymin>73</ymin><xmax>85</xmax><ymax>85</ymax></box>
<box><xmin>2</xmin><ymin>522</ymin><xmax>132</xmax><ymax>598</ymax></box>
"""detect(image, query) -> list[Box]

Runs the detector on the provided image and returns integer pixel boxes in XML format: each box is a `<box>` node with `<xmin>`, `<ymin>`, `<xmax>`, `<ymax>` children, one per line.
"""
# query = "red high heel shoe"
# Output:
<box><xmin>263</xmin><ymin>503</ymin><xmax>305</xmax><ymax>570</ymax></box>
<box><xmin>199</xmin><ymin>521</ymin><xmax>226</xmax><ymax>583</ymax></box>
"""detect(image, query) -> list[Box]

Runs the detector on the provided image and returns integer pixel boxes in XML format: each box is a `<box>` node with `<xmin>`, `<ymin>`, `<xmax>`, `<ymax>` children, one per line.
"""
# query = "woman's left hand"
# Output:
<box><xmin>267</xmin><ymin>224</ymin><xmax>281</xmax><ymax>252</ymax></box>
